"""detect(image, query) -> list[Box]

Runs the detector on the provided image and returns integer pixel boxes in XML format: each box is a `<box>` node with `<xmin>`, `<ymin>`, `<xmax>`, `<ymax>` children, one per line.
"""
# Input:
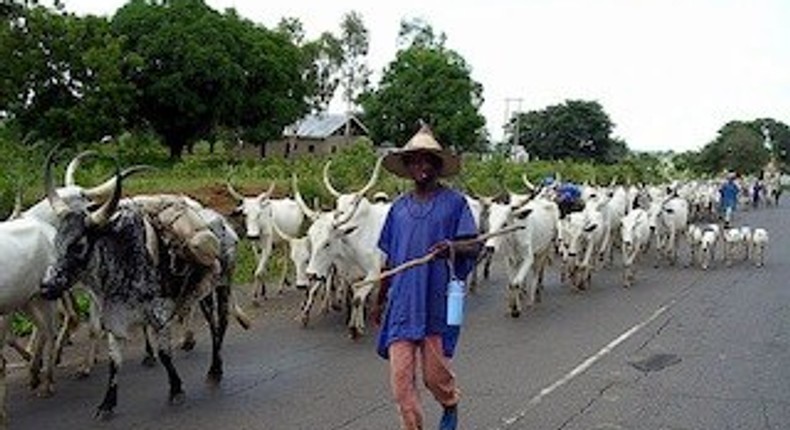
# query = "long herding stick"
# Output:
<box><xmin>352</xmin><ymin>224</ymin><xmax>526</xmax><ymax>288</ymax></box>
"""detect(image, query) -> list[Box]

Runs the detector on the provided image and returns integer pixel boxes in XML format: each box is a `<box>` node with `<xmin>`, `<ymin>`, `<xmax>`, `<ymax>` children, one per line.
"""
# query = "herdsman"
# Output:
<box><xmin>374</xmin><ymin>124</ymin><xmax>479</xmax><ymax>430</ymax></box>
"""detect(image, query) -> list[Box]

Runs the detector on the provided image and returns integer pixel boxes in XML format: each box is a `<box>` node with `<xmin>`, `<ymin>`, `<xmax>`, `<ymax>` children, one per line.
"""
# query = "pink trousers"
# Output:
<box><xmin>388</xmin><ymin>335</ymin><xmax>460</xmax><ymax>430</ymax></box>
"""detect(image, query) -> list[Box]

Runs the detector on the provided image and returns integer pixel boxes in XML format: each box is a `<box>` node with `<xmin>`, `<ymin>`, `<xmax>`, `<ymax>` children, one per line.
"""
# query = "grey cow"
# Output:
<box><xmin>40</xmin><ymin>161</ymin><xmax>224</xmax><ymax>419</ymax></box>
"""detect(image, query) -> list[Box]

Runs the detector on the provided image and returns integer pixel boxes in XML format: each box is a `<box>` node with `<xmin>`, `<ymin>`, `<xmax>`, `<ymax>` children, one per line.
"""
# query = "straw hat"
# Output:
<box><xmin>382</xmin><ymin>124</ymin><xmax>460</xmax><ymax>179</ymax></box>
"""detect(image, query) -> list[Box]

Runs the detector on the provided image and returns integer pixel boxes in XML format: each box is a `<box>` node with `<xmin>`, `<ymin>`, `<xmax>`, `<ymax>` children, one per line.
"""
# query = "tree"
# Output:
<box><xmin>359</xmin><ymin>19</ymin><xmax>485</xmax><ymax>152</ymax></box>
<box><xmin>510</xmin><ymin>100</ymin><xmax>626</xmax><ymax>163</ymax></box>
<box><xmin>338</xmin><ymin>11</ymin><xmax>370</xmax><ymax>113</ymax></box>
<box><xmin>1</xmin><ymin>5</ymin><xmax>134</xmax><ymax>144</ymax></box>
<box><xmin>302</xmin><ymin>31</ymin><xmax>343</xmax><ymax>113</ymax></box>
<box><xmin>754</xmin><ymin>117</ymin><xmax>790</xmax><ymax>170</ymax></box>
<box><xmin>697</xmin><ymin>120</ymin><xmax>771</xmax><ymax>175</ymax></box>
<box><xmin>112</xmin><ymin>0</ymin><xmax>310</xmax><ymax>158</ymax></box>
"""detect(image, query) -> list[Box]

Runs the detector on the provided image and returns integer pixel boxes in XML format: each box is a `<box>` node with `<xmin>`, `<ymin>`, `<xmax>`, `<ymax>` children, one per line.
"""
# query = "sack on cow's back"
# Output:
<box><xmin>133</xmin><ymin>195</ymin><xmax>221</xmax><ymax>268</ymax></box>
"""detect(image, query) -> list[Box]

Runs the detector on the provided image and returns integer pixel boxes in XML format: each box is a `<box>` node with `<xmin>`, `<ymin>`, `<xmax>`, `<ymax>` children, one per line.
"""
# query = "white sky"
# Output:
<box><xmin>64</xmin><ymin>0</ymin><xmax>790</xmax><ymax>152</ymax></box>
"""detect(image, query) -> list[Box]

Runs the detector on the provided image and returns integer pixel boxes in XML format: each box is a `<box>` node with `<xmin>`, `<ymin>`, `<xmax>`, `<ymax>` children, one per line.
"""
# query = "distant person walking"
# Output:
<box><xmin>719</xmin><ymin>172</ymin><xmax>739</xmax><ymax>227</ymax></box>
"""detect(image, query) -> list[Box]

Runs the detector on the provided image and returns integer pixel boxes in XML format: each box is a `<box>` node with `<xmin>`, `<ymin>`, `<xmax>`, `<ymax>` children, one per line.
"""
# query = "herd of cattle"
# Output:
<box><xmin>0</xmin><ymin>151</ymin><xmax>781</xmax><ymax>427</ymax></box>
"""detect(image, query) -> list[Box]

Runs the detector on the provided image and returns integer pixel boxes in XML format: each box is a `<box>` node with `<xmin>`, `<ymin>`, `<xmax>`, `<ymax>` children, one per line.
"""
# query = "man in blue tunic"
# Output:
<box><xmin>719</xmin><ymin>172</ymin><xmax>739</xmax><ymax>227</ymax></box>
<box><xmin>375</xmin><ymin>124</ymin><xmax>479</xmax><ymax>430</ymax></box>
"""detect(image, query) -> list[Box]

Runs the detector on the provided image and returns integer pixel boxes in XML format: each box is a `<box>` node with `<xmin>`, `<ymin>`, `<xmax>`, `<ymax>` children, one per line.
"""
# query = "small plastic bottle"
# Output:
<box><xmin>446</xmin><ymin>278</ymin><xmax>466</xmax><ymax>326</ymax></box>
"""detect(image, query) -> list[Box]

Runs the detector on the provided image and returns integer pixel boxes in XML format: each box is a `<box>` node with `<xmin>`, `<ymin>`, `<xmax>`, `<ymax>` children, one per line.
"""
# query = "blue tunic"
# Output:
<box><xmin>719</xmin><ymin>180</ymin><xmax>739</xmax><ymax>212</ymax></box>
<box><xmin>376</xmin><ymin>187</ymin><xmax>478</xmax><ymax>359</ymax></box>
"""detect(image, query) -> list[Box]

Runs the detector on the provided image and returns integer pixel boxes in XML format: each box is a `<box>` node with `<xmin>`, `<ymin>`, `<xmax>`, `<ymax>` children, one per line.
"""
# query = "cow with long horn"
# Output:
<box><xmin>39</xmin><ymin>156</ymin><xmax>226</xmax><ymax>419</ymax></box>
<box><xmin>305</xmin><ymin>156</ymin><xmax>389</xmax><ymax>338</ymax></box>
<box><xmin>226</xmin><ymin>179</ymin><xmax>305</xmax><ymax>304</ymax></box>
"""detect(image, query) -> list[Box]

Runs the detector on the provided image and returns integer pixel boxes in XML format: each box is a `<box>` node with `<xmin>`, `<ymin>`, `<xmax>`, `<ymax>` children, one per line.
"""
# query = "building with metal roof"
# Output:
<box><xmin>267</xmin><ymin>113</ymin><xmax>370</xmax><ymax>158</ymax></box>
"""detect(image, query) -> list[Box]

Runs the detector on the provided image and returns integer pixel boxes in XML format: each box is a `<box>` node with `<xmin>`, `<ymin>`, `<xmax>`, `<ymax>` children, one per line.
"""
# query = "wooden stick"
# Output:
<box><xmin>352</xmin><ymin>224</ymin><xmax>526</xmax><ymax>288</ymax></box>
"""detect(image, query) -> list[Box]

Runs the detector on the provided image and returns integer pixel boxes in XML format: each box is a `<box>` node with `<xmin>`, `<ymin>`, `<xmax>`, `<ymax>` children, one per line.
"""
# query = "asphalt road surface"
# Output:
<box><xmin>8</xmin><ymin>197</ymin><xmax>790</xmax><ymax>429</ymax></box>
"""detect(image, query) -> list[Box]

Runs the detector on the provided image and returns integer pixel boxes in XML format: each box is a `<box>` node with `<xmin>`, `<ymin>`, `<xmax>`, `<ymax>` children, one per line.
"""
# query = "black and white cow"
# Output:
<box><xmin>40</xmin><ymin>161</ymin><xmax>225</xmax><ymax>418</ymax></box>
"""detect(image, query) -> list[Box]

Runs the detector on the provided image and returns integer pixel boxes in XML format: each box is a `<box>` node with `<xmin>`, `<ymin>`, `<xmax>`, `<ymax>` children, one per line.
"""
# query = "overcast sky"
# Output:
<box><xmin>64</xmin><ymin>0</ymin><xmax>790</xmax><ymax>152</ymax></box>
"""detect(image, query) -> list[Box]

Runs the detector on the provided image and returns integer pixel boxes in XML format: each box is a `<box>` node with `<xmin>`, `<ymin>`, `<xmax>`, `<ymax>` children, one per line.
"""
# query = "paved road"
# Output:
<box><xmin>8</xmin><ymin>198</ymin><xmax>790</xmax><ymax>429</ymax></box>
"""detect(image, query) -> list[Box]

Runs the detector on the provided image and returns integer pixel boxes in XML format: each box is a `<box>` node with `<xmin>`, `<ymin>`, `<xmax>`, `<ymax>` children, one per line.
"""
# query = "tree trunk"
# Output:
<box><xmin>168</xmin><ymin>137</ymin><xmax>186</xmax><ymax>160</ymax></box>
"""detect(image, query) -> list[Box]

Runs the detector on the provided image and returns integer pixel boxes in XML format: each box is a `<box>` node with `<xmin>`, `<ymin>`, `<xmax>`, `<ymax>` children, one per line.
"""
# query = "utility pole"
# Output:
<box><xmin>504</xmin><ymin>97</ymin><xmax>524</xmax><ymax>146</ymax></box>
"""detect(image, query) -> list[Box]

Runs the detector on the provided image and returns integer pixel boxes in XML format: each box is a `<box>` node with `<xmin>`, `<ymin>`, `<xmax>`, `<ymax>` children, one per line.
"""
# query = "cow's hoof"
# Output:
<box><xmin>141</xmin><ymin>356</ymin><xmax>157</xmax><ymax>368</ymax></box>
<box><xmin>510</xmin><ymin>309</ymin><xmax>521</xmax><ymax>318</ymax></box>
<box><xmin>37</xmin><ymin>384</ymin><xmax>55</xmax><ymax>398</ymax></box>
<box><xmin>169</xmin><ymin>391</ymin><xmax>186</xmax><ymax>406</ymax></box>
<box><xmin>348</xmin><ymin>328</ymin><xmax>362</xmax><ymax>341</ymax></box>
<box><xmin>206</xmin><ymin>370</ymin><xmax>222</xmax><ymax>386</ymax></box>
<box><xmin>75</xmin><ymin>369</ymin><xmax>91</xmax><ymax>379</ymax></box>
<box><xmin>94</xmin><ymin>408</ymin><xmax>114</xmax><ymax>421</ymax></box>
<box><xmin>180</xmin><ymin>337</ymin><xmax>196</xmax><ymax>352</ymax></box>
<box><xmin>300</xmin><ymin>313</ymin><xmax>310</xmax><ymax>328</ymax></box>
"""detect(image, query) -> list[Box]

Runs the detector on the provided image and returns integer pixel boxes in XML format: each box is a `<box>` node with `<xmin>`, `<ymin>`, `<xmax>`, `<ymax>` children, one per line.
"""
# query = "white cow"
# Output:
<box><xmin>620</xmin><ymin>208</ymin><xmax>650</xmax><ymax>287</ymax></box>
<box><xmin>647</xmin><ymin>196</ymin><xmax>689</xmax><ymax>266</ymax></box>
<box><xmin>304</xmin><ymin>157</ymin><xmax>387</xmax><ymax>338</ymax></box>
<box><xmin>0</xmin><ymin>217</ymin><xmax>59</xmax><ymax>427</ymax></box>
<box><xmin>751</xmin><ymin>228</ymin><xmax>769</xmax><ymax>267</ymax></box>
<box><xmin>698</xmin><ymin>228</ymin><xmax>718</xmax><ymax>270</ymax></box>
<box><xmin>486</xmin><ymin>196</ymin><xmax>559</xmax><ymax>317</ymax></box>
<box><xmin>227</xmin><ymin>182</ymin><xmax>305</xmax><ymax>304</ymax></box>
<box><xmin>722</xmin><ymin>227</ymin><xmax>746</xmax><ymax>267</ymax></box>
<box><xmin>557</xmin><ymin>207</ymin><xmax>606</xmax><ymax>291</ymax></box>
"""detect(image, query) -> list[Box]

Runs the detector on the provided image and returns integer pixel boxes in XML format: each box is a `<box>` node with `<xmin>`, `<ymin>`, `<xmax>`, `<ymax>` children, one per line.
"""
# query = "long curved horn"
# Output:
<box><xmin>64</xmin><ymin>150</ymin><xmax>98</xmax><ymax>186</ymax></box>
<box><xmin>7</xmin><ymin>189</ymin><xmax>22</xmax><ymax>220</ymax></box>
<box><xmin>82</xmin><ymin>165</ymin><xmax>156</xmax><ymax>199</ymax></box>
<box><xmin>522</xmin><ymin>173</ymin><xmax>536</xmax><ymax>191</ymax></box>
<box><xmin>322</xmin><ymin>160</ymin><xmax>343</xmax><ymax>198</ymax></box>
<box><xmin>256</xmin><ymin>182</ymin><xmax>276</xmax><ymax>203</ymax></box>
<box><xmin>226</xmin><ymin>181</ymin><xmax>245</xmax><ymax>202</ymax></box>
<box><xmin>88</xmin><ymin>166</ymin><xmax>122</xmax><ymax>226</ymax></box>
<box><xmin>291</xmin><ymin>174</ymin><xmax>319</xmax><ymax>221</ymax></box>
<box><xmin>333</xmin><ymin>196</ymin><xmax>363</xmax><ymax>228</ymax></box>
<box><xmin>44</xmin><ymin>149</ymin><xmax>69</xmax><ymax>216</ymax></box>
<box><xmin>356</xmin><ymin>156</ymin><xmax>384</xmax><ymax>197</ymax></box>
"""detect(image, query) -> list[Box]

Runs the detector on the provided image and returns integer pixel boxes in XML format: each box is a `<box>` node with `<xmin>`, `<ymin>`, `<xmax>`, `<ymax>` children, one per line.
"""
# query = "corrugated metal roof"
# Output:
<box><xmin>284</xmin><ymin>113</ymin><xmax>368</xmax><ymax>139</ymax></box>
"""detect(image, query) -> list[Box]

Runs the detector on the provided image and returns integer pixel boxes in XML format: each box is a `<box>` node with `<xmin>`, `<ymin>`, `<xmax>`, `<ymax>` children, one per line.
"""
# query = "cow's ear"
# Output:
<box><xmin>231</xmin><ymin>206</ymin><xmax>243</xmax><ymax>216</ymax></box>
<box><xmin>583</xmin><ymin>223</ymin><xmax>598</xmax><ymax>233</ymax></box>
<box><xmin>514</xmin><ymin>208</ymin><xmax>533</xmax><ymax>220</ymax></box>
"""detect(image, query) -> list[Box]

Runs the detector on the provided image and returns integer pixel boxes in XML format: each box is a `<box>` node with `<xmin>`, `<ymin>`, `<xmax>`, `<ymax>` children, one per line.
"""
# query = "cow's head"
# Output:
<box><xmin>41</xmin><ymin>154</ymin><xmax>123</xmax><ymax>298</ymax></box>
<box><xmin>227</xmin><ymin>182</ymin><xmax>275</xmax><ymax>240</ymax></box>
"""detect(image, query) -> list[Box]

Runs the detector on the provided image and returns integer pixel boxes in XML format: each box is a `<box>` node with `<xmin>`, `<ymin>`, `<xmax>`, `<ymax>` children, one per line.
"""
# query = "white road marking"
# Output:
<box><xmin>492</xmin><ymin>302</ymin><xmax>672</xmax><ymax>429</ymax></box>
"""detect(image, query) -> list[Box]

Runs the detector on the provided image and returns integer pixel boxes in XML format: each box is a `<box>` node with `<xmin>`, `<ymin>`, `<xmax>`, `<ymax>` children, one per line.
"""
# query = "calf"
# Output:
<box><xmin>620</xmin><ymin>208</ymin><xmax>650</xmax><ymax>287</ymax></box>
<box><xmin>558</xmin><ymin>208</ymin><xmax>606</xmax><ymax>291</ymax></box>
<box><xmin>722</xmin><ymin>227</ymin><xmax>746</xmax><ymax>267</ymax></box>
<box><xmin>751</xmin><ymin>228</ymin><xmax>769</xmax><ymax>267</ymax></box>
<box><xmin>698</xmin><ymin>227</ymin><xmax>719</xmax><ymax>270</ymax></box>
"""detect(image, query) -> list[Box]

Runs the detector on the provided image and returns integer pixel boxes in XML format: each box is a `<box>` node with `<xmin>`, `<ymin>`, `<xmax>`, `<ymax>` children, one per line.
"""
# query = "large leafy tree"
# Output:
<box><xmin>112</xmin><ymin>0</ymin><xmax>310</xmax><ymax>158</ymax></box>
<box><xmin>1</xmin><ymin>5</ymin><xmax>134</xmax><ymax>144</ymax></box>
<box><xmin>511</xmin><ymin>100</ymin><xmax>625</xmax><ymax>163</ymax></box>
<box><xmin>359</xmin><ymin>19</ymin><xmax>485</xmax><ymax>152</ymax></box>
<box><xmin>697</xmin><ymin>120</ymin><xmax>771</xmax><ymax>175</ymax></box>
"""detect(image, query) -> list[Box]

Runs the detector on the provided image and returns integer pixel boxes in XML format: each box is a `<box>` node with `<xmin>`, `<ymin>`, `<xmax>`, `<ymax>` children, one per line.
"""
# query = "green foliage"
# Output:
<box><xmin>697</xmin><ymin>120</ymin><xmax>771</xmax><ymax>175</ymax></box>
<box><xmin>111</xmin><ymin>0</ymin><xmax>310</xmax><ymax>159</ymax></box>
<box><xmin>360</xmin><ymin>44</ymin><xmax>486</xmax><ymax>153</ymax></box>
<box><xmin>511</xmin><ymin>99</ymin><xmax>625</xmax><ymax>163</ymax></box>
